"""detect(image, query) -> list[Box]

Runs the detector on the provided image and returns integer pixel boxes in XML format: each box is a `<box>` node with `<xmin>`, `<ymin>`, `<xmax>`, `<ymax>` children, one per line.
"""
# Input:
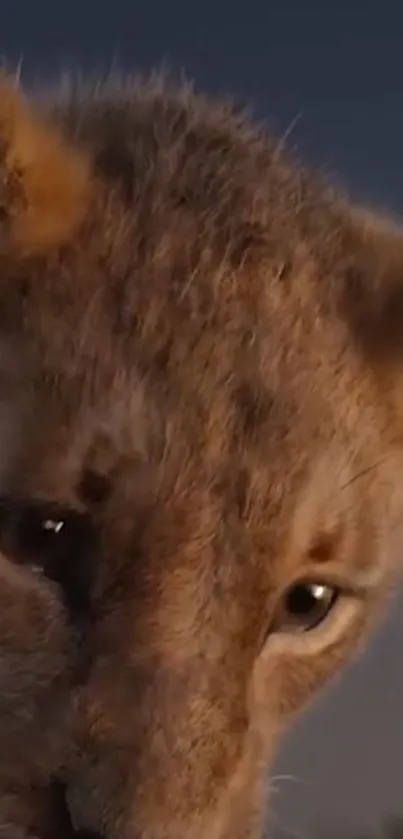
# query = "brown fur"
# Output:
<box><xmin>0</xmin><ymin>74</ymin><xmax>401</xmax><ymax>839</ymax></box>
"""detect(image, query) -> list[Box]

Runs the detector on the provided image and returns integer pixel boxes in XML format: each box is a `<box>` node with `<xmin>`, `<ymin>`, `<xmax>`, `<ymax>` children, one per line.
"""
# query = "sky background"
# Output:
<box><xmin>2</xmin><ymin>2</ymin><xmax>403</xmax><ymax>837</ymax></box>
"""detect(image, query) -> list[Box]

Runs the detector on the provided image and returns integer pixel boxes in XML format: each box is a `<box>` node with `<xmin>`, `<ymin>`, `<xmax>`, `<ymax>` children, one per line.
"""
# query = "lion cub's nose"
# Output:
<box><xmin>0</xmin><ymin>495</ymin><xmax>97</xmax><ymax>620</ymax></box>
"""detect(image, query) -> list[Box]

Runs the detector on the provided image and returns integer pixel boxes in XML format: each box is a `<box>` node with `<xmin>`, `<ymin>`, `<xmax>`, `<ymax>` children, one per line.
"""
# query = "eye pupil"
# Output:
<box><xmin>286</xmin><ymin>583</ymin><xmax>326</xmax><ymax>617</ymax></box>
<box><xmin>278</xmin><ymin>581</ymin><xmax>338</xmax><ymax>633</ymax></box>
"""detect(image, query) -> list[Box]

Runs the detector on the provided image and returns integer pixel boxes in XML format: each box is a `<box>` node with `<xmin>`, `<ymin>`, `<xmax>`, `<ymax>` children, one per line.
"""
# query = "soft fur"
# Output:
<box><xmin>0</xmin><ymin>73</ymin><xmax>401</xmax><ymax>839</ymax></box>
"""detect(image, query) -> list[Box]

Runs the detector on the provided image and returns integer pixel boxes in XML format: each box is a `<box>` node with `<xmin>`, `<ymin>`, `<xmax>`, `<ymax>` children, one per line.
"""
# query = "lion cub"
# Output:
<box><xmin>0</xmin><ymin>74</ymin><xmax>401</xmax><ymax>839</ymax></box>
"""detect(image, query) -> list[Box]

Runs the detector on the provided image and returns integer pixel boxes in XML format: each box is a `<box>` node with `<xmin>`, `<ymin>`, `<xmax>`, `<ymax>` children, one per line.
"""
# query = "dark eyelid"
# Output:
<box><xmin>284</xmin><ymin>565</ymin><xmax>378</xmax><ymax>599</ymax></box>
<box><xmin>0</xmin><ymin>494</ymin><xmax>82</xmax><ymax>518</ymax></box>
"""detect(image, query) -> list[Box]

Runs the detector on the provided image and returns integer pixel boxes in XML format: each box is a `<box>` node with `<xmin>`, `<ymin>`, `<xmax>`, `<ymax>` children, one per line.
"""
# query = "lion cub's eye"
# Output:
<box><xmin>0</xmin><ymin>496</ymin><xmax>96</xmax><ymax>618</ymax></box>
<box><xmin>275</xmin><ymin>581</ymin><xmax>339</xmax><ymax>633</ymax></box>
<box><xmin>0</xmin><ymin>500</ymin><xmax>88</xmax><ymax>568</ymax></box>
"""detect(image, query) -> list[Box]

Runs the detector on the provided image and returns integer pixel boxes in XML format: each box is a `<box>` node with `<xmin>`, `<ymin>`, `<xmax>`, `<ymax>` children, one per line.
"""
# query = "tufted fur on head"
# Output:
<box><xmin>0</xmin><ymin>74</ymin><xmax>401</xmax><ymax>839</ymax></box>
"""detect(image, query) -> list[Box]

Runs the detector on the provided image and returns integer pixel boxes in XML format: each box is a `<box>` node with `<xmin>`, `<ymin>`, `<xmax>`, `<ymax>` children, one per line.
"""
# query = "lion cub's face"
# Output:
<box><xmin>0</xmin><ymin>78</ymin><xmax>401</xmax><ymax>839</ymax></box>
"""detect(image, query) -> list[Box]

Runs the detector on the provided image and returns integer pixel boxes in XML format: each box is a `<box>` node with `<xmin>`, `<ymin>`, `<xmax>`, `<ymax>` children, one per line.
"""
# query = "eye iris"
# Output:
<box><xmin>282</xmin><ymin>582</ymin><xmax>337</xmax><ymax>632</ymax></box>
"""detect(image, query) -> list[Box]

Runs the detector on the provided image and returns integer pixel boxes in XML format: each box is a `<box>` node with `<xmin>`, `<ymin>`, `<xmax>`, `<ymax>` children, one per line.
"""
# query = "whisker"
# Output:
<box><xmin>270</xmin><ymin>773</ymin><xmax>311</xmax><ymax>791</ymax></box>
<box><xmin>341</xmin><ymin>456</ymin><xmax>390</xmax><ymax>491</ymax></box>
<box><xmin>272</xmin><ymin>113</ymin><xmax>302</xmax><ymax>162</ymax></box>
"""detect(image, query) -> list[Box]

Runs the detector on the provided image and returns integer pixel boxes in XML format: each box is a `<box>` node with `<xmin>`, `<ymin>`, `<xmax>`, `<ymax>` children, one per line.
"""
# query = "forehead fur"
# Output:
<box><xmin>0</xmin><ymin>75</ymin><xmax>396</xmax><ymax>510</ymax></box>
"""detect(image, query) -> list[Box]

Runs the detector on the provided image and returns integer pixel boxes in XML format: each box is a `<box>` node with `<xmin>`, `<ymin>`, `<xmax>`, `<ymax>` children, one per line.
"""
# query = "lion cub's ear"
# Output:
<box><xmin>344</xmin><ymin>205</ymin><xmax>403</xmax><ymax>363</ymax></box>
<box><xmin>0</xmin><ymin>78</ymin><xmax>91</xmax><ymax>256</ymax></box>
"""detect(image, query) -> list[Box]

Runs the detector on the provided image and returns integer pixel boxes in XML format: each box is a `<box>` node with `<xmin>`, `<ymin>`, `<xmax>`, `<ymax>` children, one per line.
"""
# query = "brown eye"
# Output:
<box><xmin>0</xmin><ymin>500</ymin><xmax>90</xmax><ymax>570</ymax></box>
<box><xmin>275</xmin><ymin>581</ymin><xmax>339</xmax><ymax>633</ymax></box>
<box><xmin>0</xmin><ymin>496</ymin><xmax>96</xmax><ymax>619</ymax></box>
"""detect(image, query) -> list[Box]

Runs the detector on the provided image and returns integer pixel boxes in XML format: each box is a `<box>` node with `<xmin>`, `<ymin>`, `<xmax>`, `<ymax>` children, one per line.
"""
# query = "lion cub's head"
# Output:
<box><xmin>0</xmin><ymin>76</ymin><xmax>401</xmax><ymax>839</ymax></box>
